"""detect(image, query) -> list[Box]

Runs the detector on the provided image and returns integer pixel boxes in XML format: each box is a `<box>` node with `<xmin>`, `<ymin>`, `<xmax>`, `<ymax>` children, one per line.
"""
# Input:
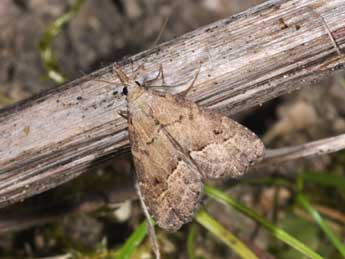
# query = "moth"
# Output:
<box><xmin>114</xmin><ymin>64</ymin><xmax>265</xmax><ymax>231</ymax></box>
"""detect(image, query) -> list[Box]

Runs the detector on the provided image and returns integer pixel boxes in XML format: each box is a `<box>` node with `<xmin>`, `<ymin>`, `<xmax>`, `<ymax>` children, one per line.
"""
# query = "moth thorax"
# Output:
<box><xmin>127</xmin><ymin>86</ymin><xmax>146</xmax><ymax>102</ymax></box>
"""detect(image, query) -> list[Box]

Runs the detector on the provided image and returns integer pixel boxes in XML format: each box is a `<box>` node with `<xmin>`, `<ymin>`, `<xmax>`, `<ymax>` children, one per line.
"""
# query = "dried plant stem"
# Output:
<box><xmin>1</xmin><ymin>0</ymin><xmax>345</xmax><ymax>208</ymax></box>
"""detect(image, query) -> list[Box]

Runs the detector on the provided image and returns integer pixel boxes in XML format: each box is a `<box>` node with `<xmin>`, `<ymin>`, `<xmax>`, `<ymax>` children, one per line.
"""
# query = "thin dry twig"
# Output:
<box><xmin>259</xmin><ymin>134</ymin><xmax>345</xmax><ymax>167</ymax></box>
<box><xmin>307</xmin><ymin>7</ymin><xmax>342</xmax><ymax>56</ymax></box>
<box><xmin>314</xmin><ymin>204</ymin><xmax>345</xmax><ymax>224</ymax></box>
<box><xmin>294</xmin><ymin>208</ymin><xmax>342</xmax><ymax>233</ymax></box>
<box><xmin>136</xmin><ymin>183</ymin><xmax>161</xmax><ymax>259</ymax></box>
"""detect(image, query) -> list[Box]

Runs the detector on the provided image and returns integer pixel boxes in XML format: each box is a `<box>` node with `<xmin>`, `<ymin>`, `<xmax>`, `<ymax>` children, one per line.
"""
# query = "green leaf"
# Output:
<box><xmin>39</xmin><ymin>0</ymin><xmax>86</xmax><ymax>84</ymax></box>
<box><xmin>187</xmin><ymin>224</ymin><xmax>198</xmax><ymax>259</ymax></box>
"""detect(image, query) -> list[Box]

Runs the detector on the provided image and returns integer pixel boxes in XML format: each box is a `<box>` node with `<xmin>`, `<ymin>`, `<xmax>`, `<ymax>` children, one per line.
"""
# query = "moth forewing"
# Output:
<box><xmin>126</xmin><ymin>82</ymin><xmax>265</xmax><ymax>230</ymax></box>
<box><xmin>127</xmin><ymin>89</ymin><xmax>203</xmax><ymax>231</ymax></box>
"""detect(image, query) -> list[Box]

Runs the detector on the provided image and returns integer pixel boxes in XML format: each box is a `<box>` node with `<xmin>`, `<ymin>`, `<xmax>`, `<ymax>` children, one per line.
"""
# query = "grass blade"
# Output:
<box><xmin>116</xmin><ymin>220</ymin><xmax>148</xmax><ymax>259</ymax></box>
<box><xmin>297</xmin><ymin>193</ymin><xmax>345</xmax><ymax>257</ymax></box>
<box><xmin>204</xmin><ymin>185</ymin><xmax>325</xmax><ymax>259</ymax></box>
<box><xmin>187</xmin><ymin>224</ymin><xmax>198</xmax><ymax>259</ymax></box>
<box><xmin>195</xmin><ymin>209</ymin><xmax>258</xmax><ymax>259</ymax></box>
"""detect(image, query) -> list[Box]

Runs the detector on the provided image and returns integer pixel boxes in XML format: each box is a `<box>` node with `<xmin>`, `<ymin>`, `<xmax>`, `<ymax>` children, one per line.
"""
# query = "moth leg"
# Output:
<box><xmin>177</xmin><ymin>63</ymin><xmax>201</xmax><ymax>97</ymax></box>
<box><xmin>132</xmin><ymin>63</ymin><xmax>146</xmax><ymax>81</ymax></box>
<box><xmin>133</xmin><ymin>64</ymin><xmax>163</xmax><ymax>88</ymax></box>
<box><xmin>144</xmin><ymin>64</ymin><xmax>165</xmax><ymax>86</ymax></box>
<box><xmin>118</xmin><ymin>110</ymin><xmax>129</xmax><ymax>119</ymax></box>
<box><xmin>150</xmin><ymin>63</ymin><xmax>202</xmax><ymax>95</ymax></box>
<box><xmin>90</xmin><ymin>78</ymin><xmax>116</xmax><ymax>84</ymax></box>
<box><xmin>154</xmin><ymin>64</ymin><xmax>164</xmax><ymax>83</ymax></box>
<box><xmin>157</xmin><ymin>64</ymin><xmax>165</xmax><ymax>85</ymax></box>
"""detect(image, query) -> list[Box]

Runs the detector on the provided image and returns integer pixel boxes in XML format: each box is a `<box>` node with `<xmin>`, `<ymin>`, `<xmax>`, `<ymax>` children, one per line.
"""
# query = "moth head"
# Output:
<box><xmin>126</xmin><ymin>84</ymin><xmax>146</xmax><ymax>102</ymax></box>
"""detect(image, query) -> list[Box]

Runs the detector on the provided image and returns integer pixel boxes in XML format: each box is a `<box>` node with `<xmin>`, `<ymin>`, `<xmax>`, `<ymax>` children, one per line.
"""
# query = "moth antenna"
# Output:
<box><xmin>113</xmin><ymin>63</ymin><xmax>130</xmax><ymax>85</ymax></box>
<box><xmin>79</xmin><ymin>68</ymin><xmax>119</xmax><ymax>86</ymax></box>
<box><xmin>136</xmin><ymin>183</ymin><xmax>161</xmax><ymax>259</ymax></box>
<box><xmin>132</xmin><ymin>10</ymin><xmax>171</xmax><ymax>87</ymax></box>
<box><xmin>153</xmin><ymin>64</ymin><xmax>165</xmax><ymax>85</ymax></box>
<box><xmin>152</xmin><ymin>15</ymin><xmax>170</xmax><ymax>48</ymax></box>
<box><xmin>91</xmin><ymin>78</ymin><xmax>117</xmax><ymax>84</ymax></box>
<box><xmin>118</xmin><ymin>110</ymin><xmax>128</xmax><ymax>119</ymax></box>
<box><xmin>133</xmin><ymin>64</ymin><xmax>146</xmax><ymax>81</ymax></box>
<box><xmin>143</xmin><ymin>64</ymin><xmax>165</xmax><ymax>87</ymax></box>
<box><xmin>147</xmin><ymin>63</ymin><xmax>201</xmax><ymax>95</ymax></box>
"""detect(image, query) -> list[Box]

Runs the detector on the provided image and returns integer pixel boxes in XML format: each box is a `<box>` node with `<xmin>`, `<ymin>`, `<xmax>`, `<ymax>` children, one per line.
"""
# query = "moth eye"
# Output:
<box><xmin>122</xmin><ymin>86</ymin><xmax>128</xmax><ymax>96</ymax></box>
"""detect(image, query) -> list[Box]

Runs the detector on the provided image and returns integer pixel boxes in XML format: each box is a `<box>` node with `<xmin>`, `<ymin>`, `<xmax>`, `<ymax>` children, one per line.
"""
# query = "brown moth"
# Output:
<box><xmin>115</xmin><ymin>64</ymin><xmax>265</xmax><ymax>231</ymax></box>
